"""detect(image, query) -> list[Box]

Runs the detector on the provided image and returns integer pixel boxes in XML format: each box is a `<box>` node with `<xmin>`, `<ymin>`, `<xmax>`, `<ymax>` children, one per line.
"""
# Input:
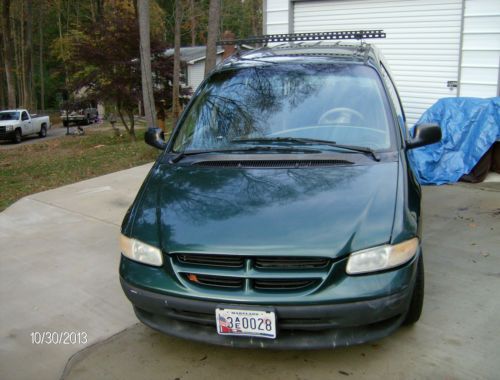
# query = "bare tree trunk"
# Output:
<box><xmin>57</xmin><ymin>0</ymin><xmax>68</xmax><ymax>86</ymax></box>
<box><xmin>137</xmin><ymin>0</ymin><xmax>157</xmax><ymax>129</ymax></box>
<box><xmin>20</xmin><ymin>0</ymin><xmax>28</xmax><ymax>108</ymax></box>
<box><xmin>90</xmin><ymin>0</ymin><xmax>96</xmax><ymax>22</ymax></box>
<box><xmin>204</xmin><ymin>0</ymin><xmax>220</xmax><ymax>77</ymax></box>
<box><xmin>1</xmin><ymin>0</ymin><xmax>16</xmax><ymax>107</ymax></box>
<box><xmin>190</xmin><ymin>0</ymin><xmax>196</xmax><ymax>46</ymax></box>
<box><xmin>117</xmin><ymin>107</ymin><xmax>129</xmax><ymax>132</ymax></box>
<box><xmin>251</xmin><ymin>0</ymin><xmax>260</xmax><ymax>36</ymax></box>
<box><xmin>96</xmin><ymin>0</ymin><xmax>103</xmax><ymax>22</ymax></box>
<box><xmin>127</xmin><ymin>109</ymin><xmax>136</xmax><ymax>140</ymax></box>
<box><xmin>39</xmin><ymin>0</ymin><xmax>45</xmax><ymax>111</ymax></box>
<box><xmin>75</xmin><ymin>0</ymin><xmax>80</xmax><ymax>28</ymax></box>
<box><xmin>2</xmin><ymin>0</ymin><xmax>16</xmax><ymax>108</ymax></box>
<box><xmin>14</xmin><ymin>19</ymin><xmax>22</xmax><ymax>106</ymax></box>
<box><xmin>172</xmin><ymin>0</ymin><xmax>182</xmax><ymax>127</ymax></box>
<box><xmin>0</xmin><ymin>48</ymin><xmax>5</xmax><ymax>108</ymax></box>
<box><xmin>117</xmin><ymin>107</ymin><xmax>136</xmax><ymax>141</ymax></box>
<box><xmin>65</xmin><ymin>0</ymin><xmax>70</xmax><ymax>33</ymax></box>
<box><xmin>15</xmin><ymin>11</ymin><xmax>24</xmax><ymax>106</ymax></box>
<box><xmin>25</xmin><ymin>0</ymin><xmax>34</xmax><ymax>110</ymax></box>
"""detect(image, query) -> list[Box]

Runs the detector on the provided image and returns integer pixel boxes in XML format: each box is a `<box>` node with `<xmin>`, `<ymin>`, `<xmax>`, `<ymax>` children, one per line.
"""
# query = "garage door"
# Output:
<box><xmin>293</xmin><ymin>0</ymin><xmax>463</xmax><ymax>125</ymax></box>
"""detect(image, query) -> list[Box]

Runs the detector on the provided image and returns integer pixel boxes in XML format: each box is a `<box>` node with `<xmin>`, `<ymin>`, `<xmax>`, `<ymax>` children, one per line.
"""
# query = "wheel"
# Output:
<box><xmin>63</xmin><ymin>120</ymin><xmax>69</xmax><ymax>127</ymax></box>
<box><xmin>13</xmin><ymin>128</ymin><xmax>22</xmax><ymax>144</ymax></box>
<box><xmin>403</xmin><ymin>253</ymin><xmax>424</xmax><ymax>325</ymax></box>
<box><xmin>39</xmin><ymin>125</ymin><xmax>47</xmax><ymax>138</ymax></box>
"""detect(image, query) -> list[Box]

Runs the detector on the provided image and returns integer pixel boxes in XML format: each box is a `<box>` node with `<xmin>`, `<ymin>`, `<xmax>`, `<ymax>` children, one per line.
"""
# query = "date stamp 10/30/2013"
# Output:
<box><xmin>31</xmin><ymin>331</ymin><xmax>88</xmax><ymax>345</ymax></box>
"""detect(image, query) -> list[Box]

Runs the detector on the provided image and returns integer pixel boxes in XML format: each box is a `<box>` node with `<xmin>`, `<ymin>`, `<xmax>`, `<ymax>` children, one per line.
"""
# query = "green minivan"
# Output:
<box><xmin>119</xmin><ymin>34</ymin><xmax>441</xmax><ymax>349</ymax></box>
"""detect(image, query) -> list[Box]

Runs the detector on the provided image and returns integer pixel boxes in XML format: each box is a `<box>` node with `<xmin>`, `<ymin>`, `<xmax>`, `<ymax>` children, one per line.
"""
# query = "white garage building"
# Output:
<box><xmin>164</xmin><ymin>47</ymin><xmax>224</xmax><ymax>91</ymax></box>
<box><xmin>263</xmin><ymin>0</ymin><xmax>500</xmax><ymax>124</ymax></box>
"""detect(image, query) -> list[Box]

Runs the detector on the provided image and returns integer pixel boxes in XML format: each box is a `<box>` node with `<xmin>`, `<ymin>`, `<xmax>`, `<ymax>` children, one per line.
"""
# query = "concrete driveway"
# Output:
<box><xmin>0</xmin><ymin>164</ymin><xmax>499</xmax><ymax>380</ymax></box>
<box><xmin>0</xmin><ymin>164</ymin><xmax>152</xmax><ymax>380</ymax></box>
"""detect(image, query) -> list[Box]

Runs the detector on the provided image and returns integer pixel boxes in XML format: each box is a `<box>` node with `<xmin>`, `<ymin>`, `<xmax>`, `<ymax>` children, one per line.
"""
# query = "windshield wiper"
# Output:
<box><xmin>231</xmin><ymin>137</ymin><xmax>381</xmax><ymax>161</ymax></box>
<box><xmin>170</xmin><ymin>145</ymin><xmax>320</xmax><ymax>163</ymax></box>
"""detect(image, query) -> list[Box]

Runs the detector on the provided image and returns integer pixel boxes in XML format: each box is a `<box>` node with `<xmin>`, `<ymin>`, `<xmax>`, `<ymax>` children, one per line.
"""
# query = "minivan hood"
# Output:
<box><xmin>131</xmin><ymin>162</ymin><xmax>399</xmax><ymax>259</ymax></box>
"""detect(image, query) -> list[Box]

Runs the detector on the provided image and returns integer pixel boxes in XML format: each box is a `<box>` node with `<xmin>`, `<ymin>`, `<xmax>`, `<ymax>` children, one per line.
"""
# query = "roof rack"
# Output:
<box><xmin>217</xmin><ymin>30</ymin><xmax>386</xmax><ymax>46</ymax></box>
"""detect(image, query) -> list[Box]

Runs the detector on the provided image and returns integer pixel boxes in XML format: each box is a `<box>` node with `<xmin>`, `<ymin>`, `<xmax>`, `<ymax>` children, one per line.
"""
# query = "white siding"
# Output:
<box><xmin>187</xmin><ymin>56</ymin><xmax>224</xmax><ymax>91</ymax></box>
<box><xmin>459</xmin><ymin>0</ymin><xmax>500</xmax><ymax>97</ymax></box>
<box><xmin>187</xmin><ymin>63</ymin><xmax>206</xmax><ymax>91</ymax></box>
<box><xmin>266</xmin><ymin>0</ymin><xmax>290</xmax><ymax>34</ymax></box>
<box><xmin>293</xmin><ymin>0</ymin><xmax>463</xmax><ymax>125</ymax></box>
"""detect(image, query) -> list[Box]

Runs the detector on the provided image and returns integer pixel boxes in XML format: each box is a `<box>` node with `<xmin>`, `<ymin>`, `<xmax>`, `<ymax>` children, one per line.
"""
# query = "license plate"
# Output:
<box><xmin>215</xmin><ymin>308</ymin><xmax>276</xmax><ymax>339</ymax></box>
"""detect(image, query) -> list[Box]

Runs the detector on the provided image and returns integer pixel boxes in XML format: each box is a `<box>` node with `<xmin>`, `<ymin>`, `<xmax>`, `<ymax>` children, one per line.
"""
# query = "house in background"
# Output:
<box><xmin>164</xmin><ymin>46</ymin><xmax>225</xmax><ymax>91</ymax></box>
<box><xmin>263</xmin><ymin>0</ymin><xmax>500</xmax><ymax>124</ymax></box>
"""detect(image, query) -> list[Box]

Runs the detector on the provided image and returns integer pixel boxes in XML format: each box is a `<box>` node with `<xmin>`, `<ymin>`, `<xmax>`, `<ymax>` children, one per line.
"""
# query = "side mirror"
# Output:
<box><xmin>406</xmin><ymin>123</ymin><xmax>441</xmax><ymax>150</ymax></box>
<box><xmin>145</xmin><ymin>127</ymin><xmax>167</xmax><ymax>150</ymax></box>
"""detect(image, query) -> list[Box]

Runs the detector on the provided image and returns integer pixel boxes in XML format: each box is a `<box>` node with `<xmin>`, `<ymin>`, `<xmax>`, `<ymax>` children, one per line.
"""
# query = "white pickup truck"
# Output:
<box><xmin>0</xmin><ymin>109</ymin><xmax>51</xmax><ymax>143</ymax></box>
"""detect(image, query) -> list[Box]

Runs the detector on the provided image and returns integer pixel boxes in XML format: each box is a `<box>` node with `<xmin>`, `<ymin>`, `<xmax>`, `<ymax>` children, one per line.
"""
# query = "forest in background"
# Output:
<box><xmin>0</xmin><ymin>0</ymin><xmax>262</xmax><ymax>114</ymax></box>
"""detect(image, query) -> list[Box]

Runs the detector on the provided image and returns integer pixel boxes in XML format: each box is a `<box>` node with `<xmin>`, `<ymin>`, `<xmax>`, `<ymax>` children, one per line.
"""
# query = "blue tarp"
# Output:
<box><xmin>408</xmin><ymin>97</ymin><xmax>500</xmax><ymax>185</ymax></box>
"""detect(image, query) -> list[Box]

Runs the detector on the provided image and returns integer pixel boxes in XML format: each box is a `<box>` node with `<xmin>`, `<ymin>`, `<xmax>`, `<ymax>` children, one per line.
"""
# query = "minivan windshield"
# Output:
<box><xmin>173</xmin><ymin>63</ymin><xmax>394</xmax><ymax>152</ymax></box>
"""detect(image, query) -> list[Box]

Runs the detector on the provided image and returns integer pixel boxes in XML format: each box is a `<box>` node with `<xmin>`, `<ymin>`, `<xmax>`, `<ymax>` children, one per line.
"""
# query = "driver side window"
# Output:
<box><xmin>21</xmin><ymin>112</ymin><xmax>29</xmax><ymax>121</ymax></box>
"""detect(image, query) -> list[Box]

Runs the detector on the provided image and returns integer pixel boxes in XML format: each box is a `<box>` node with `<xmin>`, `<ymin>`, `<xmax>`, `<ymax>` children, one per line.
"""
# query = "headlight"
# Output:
<box><xmin>5</xmin><ymin>125</ymin><xmax>14</xmax><ymax>131</ymax></box>
<box><xmin>346</xmin><ymin>238</ymin><xmax>419</xmax><ymax>275</ymax></box>
<box><xmin>120</xmin><ymin>235</ymin><xmax>163</xmax><ymax>266</ymax></box>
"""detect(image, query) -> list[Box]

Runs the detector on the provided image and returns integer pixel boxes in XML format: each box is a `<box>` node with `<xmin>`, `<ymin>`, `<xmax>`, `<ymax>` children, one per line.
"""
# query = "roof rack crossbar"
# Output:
<box><xmin>217</xmin><ymin>30</ymin><xmax>386</xmax><ymax>46</ymax></box>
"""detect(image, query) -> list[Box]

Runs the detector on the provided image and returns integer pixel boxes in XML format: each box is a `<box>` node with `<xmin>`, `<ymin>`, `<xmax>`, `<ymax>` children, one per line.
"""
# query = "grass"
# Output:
<box><xmin>0</xmin><ymin>128</ymin><xmax>161</xmax><ymax>211</ymax></box>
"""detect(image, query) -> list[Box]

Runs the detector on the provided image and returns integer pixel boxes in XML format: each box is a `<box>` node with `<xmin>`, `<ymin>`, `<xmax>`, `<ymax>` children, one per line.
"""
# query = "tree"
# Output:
<box><xmin>2</xmin><ymin>0</ymin><xmax>16</xmax><ymax>108</ymax></box>
<box><xmin>172</xmin><ymin>0</ymin><xmax>182</xmax><ymax>125</ymax></box>
<box><xmin>189</xmin><ymin>0</ymin><xmax>196</xmax><ymax>46</ymax></box>
<box><xmin>38</xmin><ymin>0</ymin><xmax>45</xmax><ymax>111</ymax></box>
<box><xmin>61</xmin><ymin>0</ymin><xmax>177</xmax><ymax>140</ymax></box>
<box><xmin>204</xmin><ymin>0</ymin><xmax>220</xmax><ymax>77</ymax></box>
<box><xmin>0</xmin><ymin>0</ymin><xmax>264</xmax><ymax>112</ymax></box>
<box><xmin>24</xmin><ymin>0</ymin><xmax>34</xmax><ymax>109</ymax></box>
<box><xmin>158</xmin><ymin>0</ymin><xmax>262</xmax><ymax>47</ymax></box>
<box><xmin>138</xmin><ymin>0</ymin><xmax>157</xmax><ymax>130</ymax></box>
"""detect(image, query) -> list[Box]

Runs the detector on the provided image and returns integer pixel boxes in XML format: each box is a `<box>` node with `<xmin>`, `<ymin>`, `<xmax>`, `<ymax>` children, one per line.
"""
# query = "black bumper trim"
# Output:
<box><xmin>0</xmin><ymin>131</ymin><xmax>16</xmax><ymax>140</ymax></box>
<box><xmin>120</xmin><ymin>277</ymin><xmax>412</xmax><ymax>349</ymax></box>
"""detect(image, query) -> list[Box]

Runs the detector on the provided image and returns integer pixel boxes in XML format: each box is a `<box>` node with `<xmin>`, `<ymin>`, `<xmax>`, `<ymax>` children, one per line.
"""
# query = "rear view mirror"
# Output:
<box><xmin>145</xmin><ymin>127</ymin><xmax>167</xmax><ymax>150</ymax></box>
<box><xmin>406</xmin><ymin>123</ymin><xmax>441</xmax><ymax>150</ymax></box>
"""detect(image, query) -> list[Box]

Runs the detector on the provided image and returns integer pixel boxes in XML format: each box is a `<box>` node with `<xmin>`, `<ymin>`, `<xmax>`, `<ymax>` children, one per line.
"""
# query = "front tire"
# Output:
<box><xmin>13</xmin><ymin>128</ymin><xmax>22</xmax><ymax>144</ymax></box>
<box><xmin>39</xmin><ymin>125</ymin><xmax>47</xmax><ymax>138</ymax></box>
<box><xmin>403</xmin><ymin>253</ymin><xmax>424</xmax><ymax>325</ymax></box>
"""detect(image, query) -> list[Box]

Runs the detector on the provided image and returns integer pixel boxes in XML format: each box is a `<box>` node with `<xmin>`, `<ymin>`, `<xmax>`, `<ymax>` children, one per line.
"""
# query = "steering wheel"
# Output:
<box><xmin>318</xmin><ymin>107</ymin><xmax>366</xmax><ymax>126</ymax></box>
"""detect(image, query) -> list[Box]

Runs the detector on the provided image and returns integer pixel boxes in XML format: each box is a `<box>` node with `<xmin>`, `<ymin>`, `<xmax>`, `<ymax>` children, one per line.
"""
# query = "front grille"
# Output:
<box><xmin>177</xmin><ymin>253</ymin><xmax>244</xmax><ymax>268</ymax></box>
<box><xmin>255</xmin><ymin>257</ymin><xmax>329</xmax><ymax>269</ymax></box>
<box><xmin>0</xmin><ymin>126</ymin><xmax>6</xmax><ymax>137</ymax></box>
<box><xmin>253</xmin><ymin>279</ymin><xmax>318</xmax><ymax>290</ymax></box>
<box><xmin>183</xmin><ymin>274</ymin><xmax>244</xmax><ymax>289</ymax></box>
<box><xmin>172</xmin><ymin>253</ymin><xmax>332</xmax><ymax>293</ymax></box>
<box><xmin>192</xmin><ymin>159</ymin><xmax>352</xmax><ymax>168</ymax></box>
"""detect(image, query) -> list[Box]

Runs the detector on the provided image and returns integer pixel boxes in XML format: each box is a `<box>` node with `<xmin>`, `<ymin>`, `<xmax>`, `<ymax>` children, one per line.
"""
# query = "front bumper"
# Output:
<box><xmin>0</xmin><ymin>130</ymin><xmax>15</xmax><ymax>140</ymax></box>
<box><xmin>120</xmin><ymin>275</ymin><xmax>414</xmax><ymax>349</ymax></box>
